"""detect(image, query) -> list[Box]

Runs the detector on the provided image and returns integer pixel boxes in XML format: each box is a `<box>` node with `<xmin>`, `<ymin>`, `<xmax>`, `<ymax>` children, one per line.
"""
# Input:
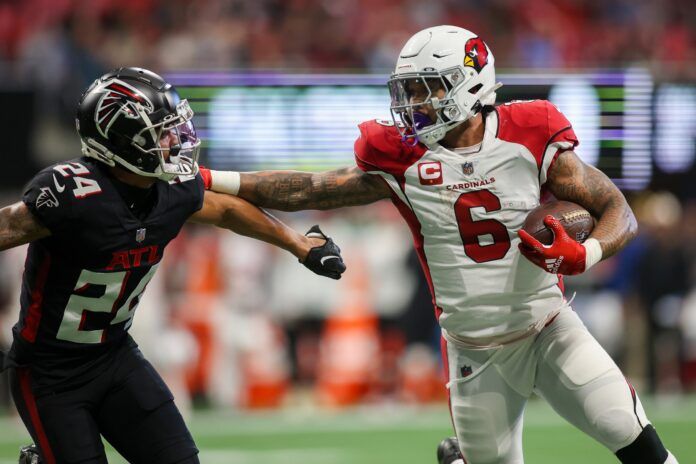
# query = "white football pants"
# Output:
<box><xmin>444</xmin><ymin>306</ymin><xmax>650</xmax><ymax>464</ymax></box>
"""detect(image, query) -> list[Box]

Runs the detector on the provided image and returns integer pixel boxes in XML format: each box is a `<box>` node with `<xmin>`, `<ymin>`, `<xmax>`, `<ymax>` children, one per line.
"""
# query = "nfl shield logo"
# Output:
<box><xmin>462</xmin><ymin>162</ymin><xmax>474</xmax><ymax>175</ymax></box>
<box><xmin>135</xmin><ymin>228</ymin><xmax>147</xmax><ymax>243</ymax></box>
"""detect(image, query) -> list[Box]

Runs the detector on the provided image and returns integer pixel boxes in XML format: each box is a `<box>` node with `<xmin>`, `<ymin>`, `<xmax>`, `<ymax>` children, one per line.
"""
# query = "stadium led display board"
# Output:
<box><xmin>168</xmin><ymin>70</ymin><xmax>695</xmax><ymax>191</ymax></box>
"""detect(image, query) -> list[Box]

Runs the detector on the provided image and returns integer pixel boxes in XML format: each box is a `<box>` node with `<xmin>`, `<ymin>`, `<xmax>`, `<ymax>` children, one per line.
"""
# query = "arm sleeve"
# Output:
<box><xmin>540</xmin><ymin>102</ymin><xmax>579</xmax><ymax>185</ymax></box>
<box><xmin>353</xmin><ymin>124</ymin><xmax>382</xmax><ymax>173</ymax></box>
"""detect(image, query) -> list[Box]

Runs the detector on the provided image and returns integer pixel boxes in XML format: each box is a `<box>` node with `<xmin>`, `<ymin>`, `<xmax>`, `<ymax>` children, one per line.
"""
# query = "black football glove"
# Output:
<box><xmin>301</xmin><ymin>225</ymin><xmax>346</xmax><ymax>280</ymax></box>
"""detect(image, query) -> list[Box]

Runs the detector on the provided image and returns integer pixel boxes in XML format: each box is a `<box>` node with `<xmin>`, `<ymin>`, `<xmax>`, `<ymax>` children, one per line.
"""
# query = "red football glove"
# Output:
<box><xmin>517</xmin><ymin>215</ymin><xmax>587</xmax><ymax>275</ymax></box>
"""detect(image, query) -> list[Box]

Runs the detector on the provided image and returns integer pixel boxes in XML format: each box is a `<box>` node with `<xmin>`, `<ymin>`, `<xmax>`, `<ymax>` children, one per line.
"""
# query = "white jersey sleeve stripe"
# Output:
<box><xmin>369</xmin><ymin>171</ymin><xmax>413</xmax><ymax>210</ymax></box>
<box><xmin>540</xmin><ymin>141</ymin><xmax>575</xmax><ymax>185</ymax></box>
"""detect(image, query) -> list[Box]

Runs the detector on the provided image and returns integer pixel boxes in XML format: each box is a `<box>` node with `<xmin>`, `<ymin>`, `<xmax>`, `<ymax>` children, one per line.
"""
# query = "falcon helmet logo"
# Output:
<box><xmin>463</xmin><ymin>37</ymin><xmax>489</xmax><ymax>73</ymax></box>
<box><xmin>94</xmin><ymin>79</ymin><xmax>154</xmax><ymax>139</ymax></box>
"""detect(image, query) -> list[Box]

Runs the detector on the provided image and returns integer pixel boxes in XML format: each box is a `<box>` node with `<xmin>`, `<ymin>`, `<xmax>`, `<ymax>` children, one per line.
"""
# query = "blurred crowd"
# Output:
<box><xmin>2</xmin><ymin>0</ymin><xmax>694</xmax><ymax>169</ymax></box>
<box><xmin>1</xmin><ymin>0</ymin><xmax>694</xmax><ymax>84</ymax></box>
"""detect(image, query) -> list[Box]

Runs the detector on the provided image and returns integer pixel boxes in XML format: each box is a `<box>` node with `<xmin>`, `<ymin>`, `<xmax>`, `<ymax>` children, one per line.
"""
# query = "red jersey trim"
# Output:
<box><xmin>353</xmin><ymin>152</ymin><xmax>382</xmax><ymax>173</ymax></box>
<box><xmin>388</xmin><ymin>188</ymin><xmax>436</xmax><ymax>311</ymax></box>
<box><xmin>20</xmin><ymin>252</ymin><xmax>52</xmax><ymax>343</ymax></box>
<box><xmin>538</xmin><ymin>125</ymin><xmax>573</xmax><ymax>182</ymax></box>
<box><xmin>17</xmin><ymin>368</ymin><xmax>57</xmax><ymax>464</ymax></box>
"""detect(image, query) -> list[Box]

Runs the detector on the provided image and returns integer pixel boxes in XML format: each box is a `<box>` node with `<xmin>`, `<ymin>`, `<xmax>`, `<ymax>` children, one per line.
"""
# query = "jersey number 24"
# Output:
<box><xmin>56</xmin><ymin>266</ymin><xmax>158</xmax><ymax>344</ymax></box>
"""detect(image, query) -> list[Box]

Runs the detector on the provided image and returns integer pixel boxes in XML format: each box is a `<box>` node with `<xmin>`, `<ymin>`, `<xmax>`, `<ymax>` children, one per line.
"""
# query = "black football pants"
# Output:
<box><xmin>10</xmin><ymin>344</ymin><xmax>199</xmax><ymax>464</ymax></box>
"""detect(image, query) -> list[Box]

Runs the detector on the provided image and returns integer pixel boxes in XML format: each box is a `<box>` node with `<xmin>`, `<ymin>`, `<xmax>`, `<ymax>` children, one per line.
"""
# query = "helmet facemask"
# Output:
<box><xmin>130</xmin><ymin>99</ymin><xmax>201</xmax><ymax>181</ymax></box>
<box><xmin>82</xmin><ymin>99</ymin><xmax>200</xmax><ymax>182</ymax></box>
<box><xmin>78</xmin><ymin>70</ymin><xmax>202</xmax><ymax>182</ymax></box>
<box><xmin>388</xmin><ymin>26</ymin><xmax>503</xmax><ymax>148</ymax></box>
<box><xmin>388</xmin><ymin>67</ymin><xmax>502</xmax><ymax>148</ymax></box>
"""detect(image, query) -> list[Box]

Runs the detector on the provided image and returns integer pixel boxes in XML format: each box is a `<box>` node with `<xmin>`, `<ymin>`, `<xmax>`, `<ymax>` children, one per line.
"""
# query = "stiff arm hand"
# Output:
<box><xmin>189</xmin><ymin>191</ymin><xmax>346</xmax><ymax>279</ymax></box>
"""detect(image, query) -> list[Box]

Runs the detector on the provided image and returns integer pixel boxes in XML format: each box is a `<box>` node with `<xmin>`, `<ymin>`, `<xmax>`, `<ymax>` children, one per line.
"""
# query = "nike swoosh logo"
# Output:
<box><xmin>320</xmin><ymin>255</ymin><xmax>340</xmax><ymax>265</ymax></box>
<box><xmin>53</xmin><ymin>174</ymin><xmax>65</xmax><ymax>193</ymax></box>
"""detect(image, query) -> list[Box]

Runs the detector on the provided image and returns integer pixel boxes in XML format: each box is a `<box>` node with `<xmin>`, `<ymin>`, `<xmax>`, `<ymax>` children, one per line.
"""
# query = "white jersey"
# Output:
<box><xmin>354</xmin><ymin>100</ymin><xmax>579</xmax><ymax>345</ymax></box>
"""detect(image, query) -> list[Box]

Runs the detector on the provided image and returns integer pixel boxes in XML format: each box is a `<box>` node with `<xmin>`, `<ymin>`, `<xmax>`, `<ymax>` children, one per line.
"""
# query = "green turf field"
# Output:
<box><xmin>0</xmin><ymin>396</ymin><xmax>694</xmax><ymax>463</ymax></box>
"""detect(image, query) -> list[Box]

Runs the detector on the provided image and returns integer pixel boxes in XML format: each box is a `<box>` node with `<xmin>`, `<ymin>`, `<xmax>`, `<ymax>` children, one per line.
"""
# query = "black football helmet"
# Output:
<box><xmin>76</xmin><ymin>67</ymin><xmax>200</xmax><ymax>181</ymax></box>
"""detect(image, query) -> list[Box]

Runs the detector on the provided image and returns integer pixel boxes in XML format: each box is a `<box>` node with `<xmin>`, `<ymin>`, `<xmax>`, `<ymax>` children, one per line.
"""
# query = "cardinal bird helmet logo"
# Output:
<box><xmin>463</xmin><ymin>37</ymin><xmax>489</xmax><ymax>73</ymax></box>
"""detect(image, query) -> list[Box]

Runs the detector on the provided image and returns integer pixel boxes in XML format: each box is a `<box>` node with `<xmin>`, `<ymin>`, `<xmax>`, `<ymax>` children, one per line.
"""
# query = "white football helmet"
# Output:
<box><xmin>388</xmin><ymin>25</ymin><xmax>502</xmax><ymax>147</ymax></box>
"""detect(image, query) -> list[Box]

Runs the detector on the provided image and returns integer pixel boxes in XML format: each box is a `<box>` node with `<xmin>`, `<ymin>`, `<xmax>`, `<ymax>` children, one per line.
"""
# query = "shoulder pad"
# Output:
<box><xmin>354</xmin><ymin>119</ymin><xmax>427</xmax><ymax>176</ymax></box>
<box><xmin>21</xmin><ymin>161</ymin><xmax>85</xmax><ymax>232</ymax></box>
<box><xmin>496</xmin><ymin>100</ymin><xmax>578</xmax><ymax>167</ymax></box>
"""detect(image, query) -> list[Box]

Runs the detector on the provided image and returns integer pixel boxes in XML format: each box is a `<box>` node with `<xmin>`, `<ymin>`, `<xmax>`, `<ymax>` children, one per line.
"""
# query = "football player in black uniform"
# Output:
<box><xmin>0</xmin><ymin>67</ymin><xmax>346</xmax><ymax>464</ymax></box>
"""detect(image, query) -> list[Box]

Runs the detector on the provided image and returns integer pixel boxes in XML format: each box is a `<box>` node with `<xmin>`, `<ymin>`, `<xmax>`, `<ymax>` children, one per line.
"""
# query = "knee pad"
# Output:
<box><xmin>595</xmin><ymin>406</ymin><xmax>642</xmax><ymax>449</ymax></box>
<box><xmin>616</xmin><ymin>425</ymin><xmax>668</xmax><ymax>464</ymax></box>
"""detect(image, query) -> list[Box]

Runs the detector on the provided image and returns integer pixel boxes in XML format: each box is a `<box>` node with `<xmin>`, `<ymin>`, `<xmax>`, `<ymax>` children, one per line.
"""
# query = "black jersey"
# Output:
<box><xmin>8</xmin><ymin>157</ymin><xmax>204</xmax><ymax>391</ymax></box>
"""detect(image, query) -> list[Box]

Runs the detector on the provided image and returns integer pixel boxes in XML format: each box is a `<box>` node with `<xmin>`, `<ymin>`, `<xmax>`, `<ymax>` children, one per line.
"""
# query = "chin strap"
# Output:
<box><xmin>399</xmin><ymin>82</ymin><xmax>504</xmax><ymax>149</ymax></box>
<box><xmin>158</xmin><ymin>158</ymin><xmax>199</xmax><ymax>181</ymax></box>
<box><xmin>409</xmin><ymin>82</ymin><xmax>504</xmax><ymax>149</ymax></box>
<box><xmin>460</xmin><ymin>81</ymin><xmax>503</xmax><ymax>121</ymax></box>
<box><xmin>477</xmin><ymin>82</ymin><xmax>503</xmax><ymax>104</ymax></box>
<box><xmin>81</xmin><ymin>138</ymin><xmax>117</xmax><ymax>167</ymax></box>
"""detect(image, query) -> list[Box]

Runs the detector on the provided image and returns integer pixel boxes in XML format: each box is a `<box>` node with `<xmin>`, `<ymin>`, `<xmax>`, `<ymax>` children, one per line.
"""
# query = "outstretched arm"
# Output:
<box><xmin>0</xmin><ymin>202</ymin><xmax>50</xmax><ymax>252</ymax></box>
<box><xmin>188</xmin><ymin>191</ymin><xmax>346</xmax><ymax>278</ymax></box>
<box><xmin>189</xmin><ymin>191</ymin><xmax>315</xmax><ymax>258</ymax></box>
<box><xmin>222</xmin><ymin>167</ymin><xmax>391</xmax><ymax>211</ymax></box>
<box><xmin>546</xmin><ymin>150</ymin><xmax>638</xmax><ymax>259</ymax></box>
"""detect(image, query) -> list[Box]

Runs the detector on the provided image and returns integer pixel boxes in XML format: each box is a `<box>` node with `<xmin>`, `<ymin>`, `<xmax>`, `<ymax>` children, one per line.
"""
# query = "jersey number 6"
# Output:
<box><xmin>454</xmin><ymin>190</ymin><xmax>511</xmax><ymax>263</ymax></box>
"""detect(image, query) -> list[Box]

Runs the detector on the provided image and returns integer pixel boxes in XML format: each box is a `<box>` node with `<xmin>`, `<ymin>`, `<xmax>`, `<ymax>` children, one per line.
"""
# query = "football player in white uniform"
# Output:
<box><xmin>202</xmin><ymin>26</ymin><xmax>678</xmax><ymax>464</ymax></box>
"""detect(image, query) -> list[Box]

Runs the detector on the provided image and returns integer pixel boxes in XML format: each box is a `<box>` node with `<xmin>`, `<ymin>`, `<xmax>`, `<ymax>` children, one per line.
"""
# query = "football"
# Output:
<box><xmin>522</xmin><ymin>201</ymin><xmax>594</xmax><ymax>245</ymax></box>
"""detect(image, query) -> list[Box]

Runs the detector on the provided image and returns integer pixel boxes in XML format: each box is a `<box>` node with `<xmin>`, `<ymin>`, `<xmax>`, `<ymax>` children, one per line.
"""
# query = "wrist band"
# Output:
<box><xmin>582</xmin><ymin>238</ymin><xmax>603</xmax><ymax>270</ymax></box>
<box><xmin>210</xmin><ymin>170</ymin><xmax>241</xmax><ymax>195</ymax></box>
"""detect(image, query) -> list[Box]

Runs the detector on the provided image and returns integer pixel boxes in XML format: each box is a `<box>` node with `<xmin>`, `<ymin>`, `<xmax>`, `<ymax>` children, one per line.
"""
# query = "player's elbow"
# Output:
<box><xmin>610</xmin><ymin>192</ymin><xmax>638</xmax><ymax>244</ymax></box>
<box><xmin>617</xmin><ymin>197</ymin><xmax>639</xmax><ymax>244</ymax></box>
<box><xmin>626</xmin><ymin>207</ymin><xmax>639</xmax><ymax>242</ymax></box>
